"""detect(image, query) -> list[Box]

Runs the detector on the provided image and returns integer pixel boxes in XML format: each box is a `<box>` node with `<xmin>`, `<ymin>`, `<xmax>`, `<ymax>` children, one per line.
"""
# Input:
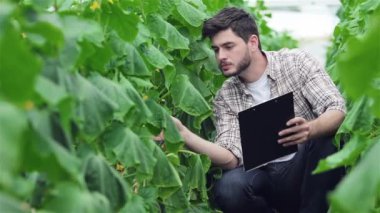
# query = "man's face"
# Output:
<box><xmin>211</xmin><ymin>29</ymin><xmax>251</xmax><ymax>77</ymax></box>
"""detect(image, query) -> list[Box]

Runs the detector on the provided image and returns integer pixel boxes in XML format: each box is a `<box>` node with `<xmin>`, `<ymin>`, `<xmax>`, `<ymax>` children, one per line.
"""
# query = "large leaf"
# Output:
<box><xmin>123</xmin><ymin>43</ymin><xmax>151</xmax><ymax>76</ymax></box>
<box><xmin>151</xmin><ymin>146</ymin><xmax>182</xmax><ymax>199</ymax></box>
<box><xmin>35</xmin><ymin>75</ymin><xmax>69</xmax><ymax>106</ymax></box>
<box><xmin>174</xmin><ymin>0</ymin><xmax>207</xmax><ymax>27</ymax></box>
<box><xmin>83</xmin><ymin>155</ymin><xmax>128</xmax><ymax>210</ymax></box>
<box><xmin>119</xmin><ymin>0</ymin><xmax>160</xmax><ymax>15</ymax></box>
<box><xmin>336</xmin><ymin>10</ymin><xmax>380</xmax><ymax>116</ymax></box>
<box><xmin>119</xmin><ymin>75</ymin><xmax>153</xmax><ymax>127</ymax></box>
<box><xmin>329</xmin><ymin>139</ymin><xmax>380</xmax><ymax>213</ymax></box>
<box><xmin>170</xmin><ymin>74</ymin><xmax>211</xmax><ymax>129</ymax></box>
<box><xmin>140</xmin><ymin>43</ymin><xmax>172</xmax><ymax>69</ymax></box>
<box><xmin>0</xmin><ymin>193</ymin><xmax>29</xmax><ymax>213</ymax></box>
<box><xmin>313</xmin><ymin>134</ymin><xmax>370</xmax><ymax>174</ymax></box>
<box><xmin>202</xmin><ymin>0</ymin><xmax>228</xmax><ymax>12</ymax></box>
<box><xmin>44</xmin><ymin>14</ymin><xmax>104</xmax><ymax>71</ymax></box>
<box><xmin>120</xmin><ymin>194</ymin><xmax>146</xmax><ymax>213</ymax></box>
<box><xmin>104</xmin><ymin>5</ymin><xmax>139</xmax><ymax>42</ymax></box>
<box><xmin>183</xmin><ymin>154</ymin><xmax>210</xmax><ymax>201</ymax></box>
<box><xmin>163</xmin><ymin>188</ymin><xmax>189</xmax><ymax>212</ymax></box>
<box><xmin>102</xmin><ymin>125</ymin><xmax>156</xmax><ymax>179</ymax></box>
<box><xmin>79</xmin><ymin>41</ymin><xmax>114</xmax><ymax>73</ymax></box>
<box><xmin>337</xmin><ymin>97</ymin><xmax>375</xmax><ymax>135</ymax></box>
<box><xmin>145</xmin><ymin>100</ymin><xmax>183</xmax><ymax>152</ymax></box>
<box><xmin>65</xmin><ymin>73</ymin><xmax>117</xmax><ymax>140</ymax></box>
<box><xmin>0</xmin><ymin>3</ymin><xmax>41</xmax><ymax>103</ymax></box>
<box><xmin>176</xmin><ymin>63</ymin><xmax>212</xmax><ymax>98</ymax></box>
<box><xmin>146</xmin><ymin>14</ymin><xmax>189</xmax><ymax>50</ymax></box>
<box><xmin>88</xmin><ymin>73</ymin><xmax>135</xmax><ymax>120</ymax></box>
<box><xmin>0</xmin><ymin>102</ymin><xmax>27</xmax><ymax>191</ymax></box>
<box><xmin>43</xmin><ymin>182</ymin><xmax>112</xmax><ymax>212</ymax></box>
<box><xmin>25</xmin><ymin>110</ymin><xmax>82</xmax><ymax>183</ymax></box>
<box><xmin>23</xmin><ymin>18</ymin><xmax>65</xmax><ymax>56</ymax></box>
<box><xmin>138</xmin><ymin>187</ymin><xmax>159</xmax><ymax>212</ymax></box>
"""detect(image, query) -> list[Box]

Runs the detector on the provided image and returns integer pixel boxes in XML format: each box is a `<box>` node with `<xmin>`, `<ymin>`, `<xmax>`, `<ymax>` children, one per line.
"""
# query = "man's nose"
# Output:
<box><xmin>217</xmin><ymin>49</ymin><xmax>227</xmax><ymax>61</ymax></box>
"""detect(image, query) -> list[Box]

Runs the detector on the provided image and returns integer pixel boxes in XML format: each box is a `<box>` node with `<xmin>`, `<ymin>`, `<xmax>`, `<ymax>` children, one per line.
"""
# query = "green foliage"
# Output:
<box><xmin>0</xmin><ymin>0</ymin><xmax>296</xmax><ymax>211</ymax></box>
<box><xmin>314</xmin><ymin>1</ymin><xmax>380</xmax><ymax>212</ymax></box>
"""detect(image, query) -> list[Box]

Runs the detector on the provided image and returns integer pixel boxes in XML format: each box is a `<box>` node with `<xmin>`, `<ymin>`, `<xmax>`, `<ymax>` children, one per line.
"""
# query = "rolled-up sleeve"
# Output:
<box><xmin>213</xmin><ymin>93</ymin><xmax>243</xmax><ymax>165</ymax></box>
<box><xmin>297</xmin><ymin>50</ymin><xmax>346</xmax><ymax>116</ymax></box>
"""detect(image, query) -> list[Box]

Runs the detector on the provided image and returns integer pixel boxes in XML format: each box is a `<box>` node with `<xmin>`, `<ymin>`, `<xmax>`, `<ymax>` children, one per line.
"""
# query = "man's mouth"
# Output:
<box><xmin>220</xmin><ymin>63</ymin><xmax>232</xmax><ymax>71</ymax></box>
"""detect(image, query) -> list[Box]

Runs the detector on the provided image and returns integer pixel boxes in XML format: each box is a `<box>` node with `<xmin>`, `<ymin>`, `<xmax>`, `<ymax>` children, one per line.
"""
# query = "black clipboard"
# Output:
<box><xmin>238</xmin><ymin>92</ymin><xmax>297</xmax><ymax>171</ymax></box>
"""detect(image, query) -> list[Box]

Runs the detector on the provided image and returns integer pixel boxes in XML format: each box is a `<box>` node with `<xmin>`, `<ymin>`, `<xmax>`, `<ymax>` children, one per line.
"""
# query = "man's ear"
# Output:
<box><xmin>248</xmin><ymin>35</ymin><xmax>259</xmax><ymax>51</ymax></box>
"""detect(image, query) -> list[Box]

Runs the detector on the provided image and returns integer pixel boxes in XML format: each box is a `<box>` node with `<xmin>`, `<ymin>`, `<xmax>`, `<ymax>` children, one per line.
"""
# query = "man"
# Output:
<box><xmin>165</xmin><ymin>7</ymin><xmax>346</xmax><ymax>213</ymax></box>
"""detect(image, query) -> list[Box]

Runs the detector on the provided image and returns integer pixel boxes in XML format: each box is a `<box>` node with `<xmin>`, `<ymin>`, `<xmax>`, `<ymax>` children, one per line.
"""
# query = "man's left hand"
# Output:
<box><xmin>278</xmin><ymin>117</ymin><xmax>313</xmax><ymax>146</ymax></box>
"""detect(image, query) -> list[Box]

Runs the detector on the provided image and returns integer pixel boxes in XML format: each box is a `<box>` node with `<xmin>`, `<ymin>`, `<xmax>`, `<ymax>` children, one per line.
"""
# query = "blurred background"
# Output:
<box><xmin>248</xmin><ymin>0</ymin><xmax>341</xmax><ymax>66</ymax></box>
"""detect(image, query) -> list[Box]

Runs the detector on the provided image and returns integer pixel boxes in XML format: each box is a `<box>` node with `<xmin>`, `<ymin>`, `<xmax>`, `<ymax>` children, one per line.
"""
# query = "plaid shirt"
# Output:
<box><xmin>213</xmin><ymin>49</ymin><xmax>346</xmax><ymax>165</ymax></box>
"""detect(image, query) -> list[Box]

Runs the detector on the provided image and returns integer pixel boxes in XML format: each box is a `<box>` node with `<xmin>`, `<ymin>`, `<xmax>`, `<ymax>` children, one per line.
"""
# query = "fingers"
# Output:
<box><xmin>278</xmin><ymin>131</ymin><xmax>309</xmax><ymax>146</ymax></box>
<box><xmin>278</xmin><ymin>123</ymin><xmax>309</xmax><ymax>137</ymax></box>
<box><xmin>286</xmin><ymin>117</ymin><xmax>306</xmax><ymax>126</ymax></box>
<box><xmin>278</xmin><ymin>117</ymin><xmax>310</xmax><ymax>146</ymax></box>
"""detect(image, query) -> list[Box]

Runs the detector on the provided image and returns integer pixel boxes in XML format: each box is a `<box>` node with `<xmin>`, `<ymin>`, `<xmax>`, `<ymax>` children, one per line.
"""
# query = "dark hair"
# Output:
<box><xmin>202</xmin><ymin>7</ymin><xmax>261</xmax><ymax>50</ymax></box>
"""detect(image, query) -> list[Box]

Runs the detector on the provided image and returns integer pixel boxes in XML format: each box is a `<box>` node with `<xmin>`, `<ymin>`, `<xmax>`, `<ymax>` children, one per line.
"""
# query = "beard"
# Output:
<box><xmin>219</xmin><ymin>49</ymin><xmax>251</xmax><ymax>77</ymax></box>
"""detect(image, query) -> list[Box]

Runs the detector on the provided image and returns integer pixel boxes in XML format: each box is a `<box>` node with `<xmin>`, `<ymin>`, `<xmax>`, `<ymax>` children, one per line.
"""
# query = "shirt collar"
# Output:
<box><xmin>262</xmin><ymin>51</ymin><xmax>277</xmax><ymax>81</ymax></box>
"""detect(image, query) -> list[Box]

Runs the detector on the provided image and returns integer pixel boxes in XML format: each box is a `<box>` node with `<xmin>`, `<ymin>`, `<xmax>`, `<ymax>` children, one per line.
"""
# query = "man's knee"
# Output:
<box><xmin>213</xmin><ymin>167</ymin><xmax>273</xmax><ymax>212</ymax></box>
<box><xmin>213</xmin><ymin>167</ymin><xmax>248</xmax><ymax>208</ymax></box>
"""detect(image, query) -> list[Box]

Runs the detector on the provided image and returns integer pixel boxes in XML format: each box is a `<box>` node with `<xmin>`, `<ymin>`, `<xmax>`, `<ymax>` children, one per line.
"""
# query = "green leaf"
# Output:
<box><xmin>187</xmin><ymin>41</ymin><xmax>211</xmax><ymax>61</ymax></box>
<box><xmin>175</xmin><ymin>1</ymin><xmax>207</xmax><ymax>27</ymax></box>
<box><xmin>29</xmin><ymin>0</ymin><xmax>55</xmax><ymax>11</ymax></box>
<box><xmin>133</xmin><ymin>23</ymin><xmax>152</xmax><ymax>46</ymax></box>
<box><xmin>105</xmin><ymin>5</ymin><xmax>139</xmax><ymax>42</ymax></box>
<box><xmin>146</xmin><ymin>14</ymin><xmax>189</xmax><ymax>50</ymax></box>
<box><xmin>88</xmin><ymin>73</ymin><xmax>135</xmax><ymax>119</ymax></box>
<box><xmin>203</xmin><ymin>0</ymin><xmax>228</xmax><ymax>12</ymax></box>
<box><xmin>138</xmin><ymin>187</ymin><xmax>159</xmax><ymax>212</ymax></box>
<box><xmin>55</xmin><ymin>15</ymin><xmax>104</xmax><ymax>71</ymax></box>
<box><xmin>119</xmin><ymin>75</ymin><xmax>153</xmax><ymax>126</ymax></box>
<box><xmin>140</xmin><ymin>43</ymin><xmax>172</xmax><ymax>69</ymax></box>
<box><xmin>163</xmin><ymin>188</ymin><xmax>189</xmax><ymax>212</ymax></box>
<box><xmin>123</xmin><ymin>43</ymin><xmax>151</xmax><ymax>76</ymax></box>
<box><xmin>151</xmin><ymin>146</ymin><xmax>182</xmax><ymax>199</ymax></box>
<box><xmin>35</xmin><ymin>76</ymin><xmax>69</xmax><ymax>106</ymax></box>
<box><xmin>62</xmin><ymin>15</ymin><xmax>104</xmax><ymax>47</ymax></box>
<box><xmin>120</xmin><ymin>194</ymin><xmax>146</xmax><ymax>213</ymax></box>
<box><xmin>102</xmin><ymin>125</ymin><xmax>156</xmax><ymax>179</ymax></box>
<box><xmin>43</xmin><ymin>182</ymin><xmax>112</xmax><ymax>213</ymax></box>
<box><xmin>140</xmin><ymin>0</ymin><xmax>160</xmax><ymax>14</ymax></box>
<box><xmin>23</xmin><ymin>19</ymin><xmax>65</xmax><ymax>56</ymax></box>
<box><xmin>176</xmin><ymin>63</ymin><xmax>212</xmax><ymax>98</ymax></box>
<box><xmin>145</xmin><ymin>100</ymin><xmax>183</xmax><ymax>152</ymax></box>
<box><xmin>65</xmin><ymin>73</ymin><xmax>118</xmax><ymax>140</ymax></box>
<box><xmin>170</xmin><ymin>74</ymin><xmax>211</xmax><ymax>129</ymax></box>
<box><xmin>337</xmin><ymin>97</ymin><xmax>375</xmax><ymax>135</ymax></box>
<box><xmin>157</xmin><ymin>0</ymin><xmax>176</xmax><ymax>19</ymax></box>
<box><xmin>329</xmin><ymin>139</ymin><xmax>380</xmax><ymax>213</ymax></box>
<box><xmin>0</xmin><ymin>4</ymin><xmax>41</xmax><ymax>104</ymax></box>
<box><xmin>336</xmin><ymin>10</ymin><xmax>380</xmax><ymax>116</ymax></box>
<box><xmin>313</xmin><ymin>135</ymin><xmax>370</xmax><ymax>174</ymax></box>
<box><xmin>183</xmin><ymin>154</ymin><xmax>209</xmax><ymax>201</ymax></box>
<box><xmin>0</xmin><ymin>102</ymin><xmax>27</xmax><ymax>191</ymax></box>
<box><xmin>0</xmin><ymin>193</ymin><xmax>29</xmax><ymax>213</ymax></box>
<box><xmin>25</xmin><ymin>110</ymin><xmax>82</xmax><ymax>183</ymax></box>
<box><xmin>82</xmin><ymin>42</ymin><xmax>114</xmax><ymax>73</ymax></box>
<box><xmin>83</xmin><ymin>155</ymin><xmax>128</xmax><ymax>210</ymax></box>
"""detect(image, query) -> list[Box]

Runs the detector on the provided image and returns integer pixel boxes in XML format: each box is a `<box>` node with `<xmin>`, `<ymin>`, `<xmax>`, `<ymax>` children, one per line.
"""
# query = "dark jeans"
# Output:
<box><xmin>213</xmin><ymin>137</ymin><xmax>345</xmax><ymax>213</ymax></box>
